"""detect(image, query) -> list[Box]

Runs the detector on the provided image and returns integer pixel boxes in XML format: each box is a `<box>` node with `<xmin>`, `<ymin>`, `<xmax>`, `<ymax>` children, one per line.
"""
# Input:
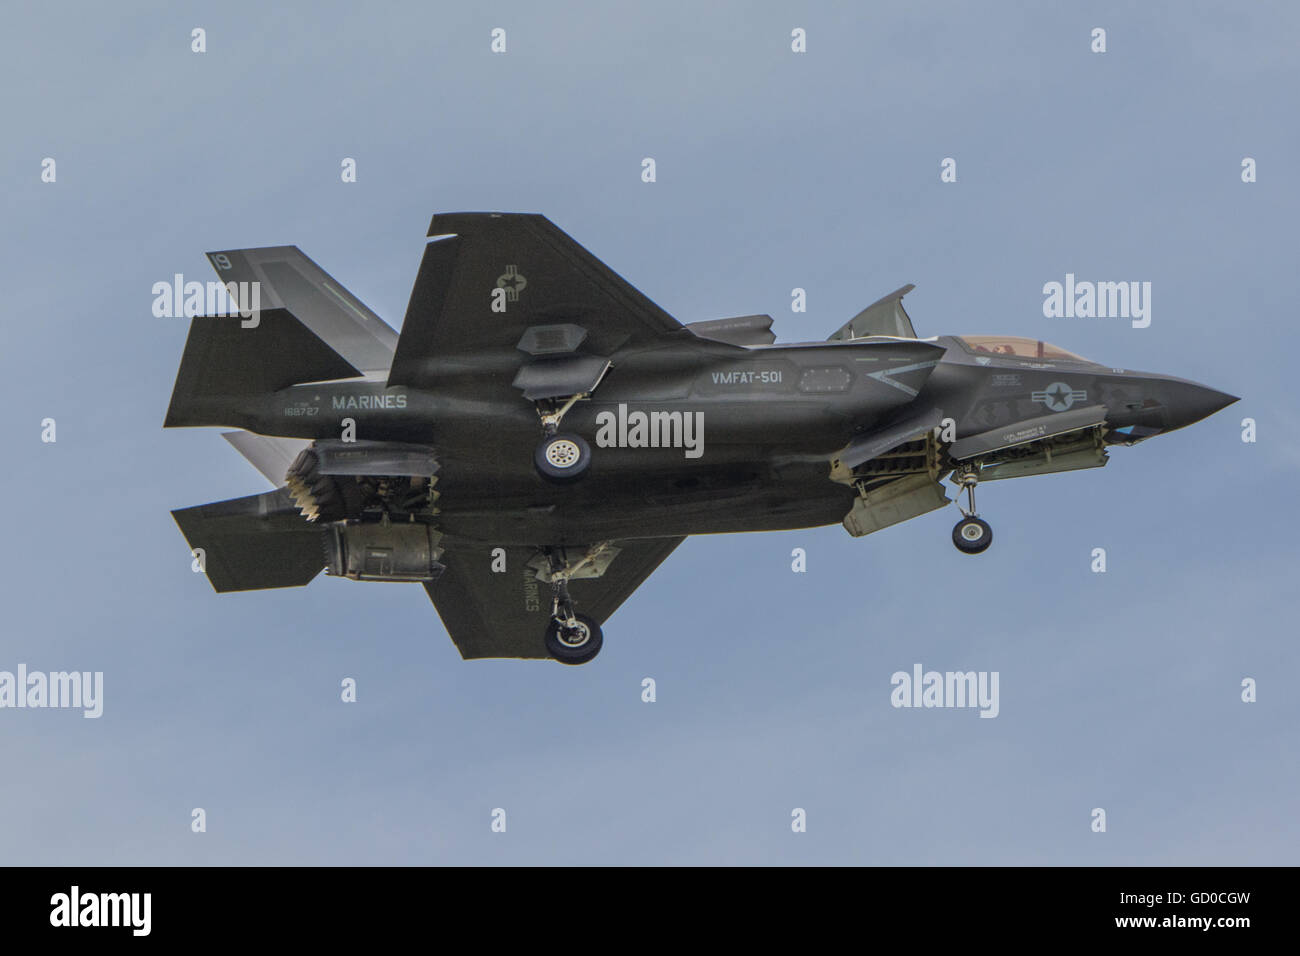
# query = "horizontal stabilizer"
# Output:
<box><xmin>222</xmin><ymin>432</ymin><xmax>311</xmax><ymax>486</ymax></box>
<box><xmin>172</xmin><ymin>489</ymin><xmax>325</xmax><ymax>592</ymax></box>
<box><xmin>828</xmin><ymin>284</ymin><xmax>917</xmax><ymax>341</ymax></box>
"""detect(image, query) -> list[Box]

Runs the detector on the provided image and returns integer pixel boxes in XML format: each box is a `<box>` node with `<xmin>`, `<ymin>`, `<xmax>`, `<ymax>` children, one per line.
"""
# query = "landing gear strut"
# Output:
<box><xmin>951</xmin><ymin>466</ymin><xmax>993</xmax><ymax>554</ymax></box>
<box><xmin>541</xmin><ymin>549</ymin><xmax>604</xmax><ymax>664</ymax></box>
<box><xmin>533</xmin><ymin>394</ymin><xmax>592</xmax><ymax>483</ymax></box>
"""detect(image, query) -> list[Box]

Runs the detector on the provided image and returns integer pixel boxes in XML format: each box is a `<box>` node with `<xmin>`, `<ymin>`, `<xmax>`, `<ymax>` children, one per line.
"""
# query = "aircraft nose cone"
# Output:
<box><xmin>1168</xmin><ymin>382</ymin><xmax>1239</xmax><ymax>429</ymax></box>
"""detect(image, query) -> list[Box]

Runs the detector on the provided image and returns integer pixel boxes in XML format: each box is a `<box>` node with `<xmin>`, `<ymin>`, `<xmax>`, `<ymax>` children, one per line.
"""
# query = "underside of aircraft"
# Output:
<box><xmin>166</xmin><ymin>213</ymin><xmax>1236</xmax><ymax>663</ymax></box>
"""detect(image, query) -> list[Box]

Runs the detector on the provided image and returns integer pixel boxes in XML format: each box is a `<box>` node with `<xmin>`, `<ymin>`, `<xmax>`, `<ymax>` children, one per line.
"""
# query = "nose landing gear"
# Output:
<box><xmin>951</xmin><ymin>467</ymin><xmax>993</xmax><ymax>554</ymax></box>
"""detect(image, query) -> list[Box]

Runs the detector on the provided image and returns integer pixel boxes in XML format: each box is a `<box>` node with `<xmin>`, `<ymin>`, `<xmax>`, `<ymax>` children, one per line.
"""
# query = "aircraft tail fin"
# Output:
<box><xmin>203</xmin><ymin>246</ymin><xmax>399</xmax><ymax>374</ymax></box>
<box><xmin>164</xmin><ymin>309</ymin><xmax>361</xmax><ymax>428</ymax></box>
<box><xmin>172</xmin><ymin>489</ymin><xmax>325</xmax><ymax>592</ymax></box>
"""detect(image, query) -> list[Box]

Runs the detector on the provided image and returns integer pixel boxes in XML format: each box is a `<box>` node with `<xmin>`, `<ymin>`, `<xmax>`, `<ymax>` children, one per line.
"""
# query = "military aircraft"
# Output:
<box><xmin>166</xmin><ymin>212</ymin><xmax>1237</xmax><ymax>664</ymax></box>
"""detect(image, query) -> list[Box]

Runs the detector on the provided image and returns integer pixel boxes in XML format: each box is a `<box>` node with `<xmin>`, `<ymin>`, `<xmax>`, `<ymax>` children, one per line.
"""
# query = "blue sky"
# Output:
<box><xmin>2</xmin><ymin>0</ymin><xmax>1297</xmax><ymax>864</ymax></box>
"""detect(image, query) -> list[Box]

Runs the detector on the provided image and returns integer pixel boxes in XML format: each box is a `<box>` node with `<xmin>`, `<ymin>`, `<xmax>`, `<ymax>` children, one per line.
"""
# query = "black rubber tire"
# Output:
<box><xmin>952</xmin><ymin>516</ymin><xmax>993</xmax><ymax>554</ymax></box>
<box><xmin>545</xmin><ymin>613</ymin><xmax>604</xmax><ymax>665</ymax></box>
<box><xmin>534</xmin><ymin>433</ymin><xmax>591</xmax><ymax>483</ymax></box>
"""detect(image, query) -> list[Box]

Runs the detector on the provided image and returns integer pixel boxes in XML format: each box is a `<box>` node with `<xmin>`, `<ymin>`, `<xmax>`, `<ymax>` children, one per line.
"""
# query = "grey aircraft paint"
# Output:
<box><xmin>165</xmin><ymin>212</ymin><xmax>1237</xmax><ymax>664</ymax></box>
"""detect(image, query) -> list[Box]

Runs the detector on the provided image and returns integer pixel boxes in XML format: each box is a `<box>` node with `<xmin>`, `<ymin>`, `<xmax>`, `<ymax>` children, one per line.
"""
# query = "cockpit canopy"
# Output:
<box><xmin>956</xmin><ymin>336</ymin><xmax>1094</xmax><ymax>363</ymax></box>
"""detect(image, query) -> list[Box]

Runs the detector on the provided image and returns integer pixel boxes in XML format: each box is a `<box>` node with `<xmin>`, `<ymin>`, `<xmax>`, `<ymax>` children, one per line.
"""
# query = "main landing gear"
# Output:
<box><xmin>541</xmin><ymin>549</ymin><xmax>604</xmax><ymax>664</ymax></box>
<box><xmin>533</xmin><ymin>394</ymin><xmax>592</xmax><ymax>483</ymax></box>
<box><xmin>951</xmin><ymin>467</ymin><xmax>993</xmax><ymax>555</ymax></box>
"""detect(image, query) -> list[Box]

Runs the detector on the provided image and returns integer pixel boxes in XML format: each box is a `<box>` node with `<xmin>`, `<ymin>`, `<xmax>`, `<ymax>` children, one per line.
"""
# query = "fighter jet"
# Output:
<box><xmin>166</xmin><ymin>212</ymin><xmax>1237</xmax><ymax>664</ymax></box>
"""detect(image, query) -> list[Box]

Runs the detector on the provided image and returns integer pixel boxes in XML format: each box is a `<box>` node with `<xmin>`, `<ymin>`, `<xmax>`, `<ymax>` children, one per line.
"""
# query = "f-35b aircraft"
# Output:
<box><xmin>166</xmin><ymin>213</ymin><xmax>1236</xmax><ymax>664</ymax></box>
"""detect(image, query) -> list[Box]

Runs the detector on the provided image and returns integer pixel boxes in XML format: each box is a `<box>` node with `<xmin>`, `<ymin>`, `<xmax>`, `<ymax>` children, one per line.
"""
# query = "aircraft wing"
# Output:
<box><xmin>424</xmin><ymin>536</ymin><xmax>685</xmax><ymax>660</ymax></box>
<box><xmin>389</xmin><ymin>213</ymin><xmax>683</xmax><ymax>389</ymax></box>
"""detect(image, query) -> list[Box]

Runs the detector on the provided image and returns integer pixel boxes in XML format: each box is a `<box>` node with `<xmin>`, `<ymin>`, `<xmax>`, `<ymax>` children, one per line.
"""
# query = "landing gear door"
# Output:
<box><xmin>512</xmin><ymin>354</ymin><xmax>611</xmax><ymax>401</ymax></box>
<box><xmin>948</xmin><ymin>405</ymin><xmax>1108</xmax><ymax>460</ymax></box>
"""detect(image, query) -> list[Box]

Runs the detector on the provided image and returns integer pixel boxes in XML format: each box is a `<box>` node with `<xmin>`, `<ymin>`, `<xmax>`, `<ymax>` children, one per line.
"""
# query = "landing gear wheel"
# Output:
<box><xmin>545</xmin><ymin>613</ymin><xmax>603</xmax><ymax>665</ymax></box>
<box><xmin>952</xmin><ymin>516</ymin><xmax>993</xmax><ymax>554</ymax></box>
<box><xmin>534</xmin><ymin>433</ymin><xmax>591</xmax><ymax>483</ymax></box>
